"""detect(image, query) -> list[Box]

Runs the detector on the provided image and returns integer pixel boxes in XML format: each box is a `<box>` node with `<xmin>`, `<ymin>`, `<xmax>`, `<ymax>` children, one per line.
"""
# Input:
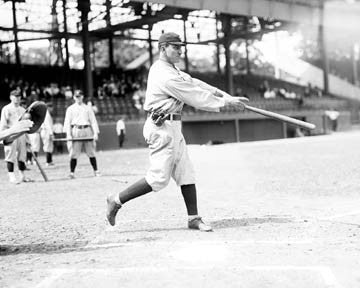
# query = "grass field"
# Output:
<box><xmin>1</xmin><ymin>131</ymin><xmax>360</xmax><ymax>288</ymax></box>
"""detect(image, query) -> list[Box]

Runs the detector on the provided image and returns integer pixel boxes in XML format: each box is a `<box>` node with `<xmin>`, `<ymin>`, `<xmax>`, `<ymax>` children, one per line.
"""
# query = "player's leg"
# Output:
<box><xmin>83</xmin><ymin>128</ymin><xmax>100</xmax><ymax>176</ymax></box>
<box><xmin>41</xmin><ymin>131</ymin><xmax>54</xmax><ymax>166</ymax></box>
<box><xmin>18</xmin><ymin>135</ymin><xmax>31</xmax><ymax>182</ymax></box>
<box><xmin>106</xmin><ymin>120</ymin><xmax>174</xmax><ymax>226</ymax></box>
<box><xmin>119</xmin><ymin>131</ymin><xmax>124</xmax><ymax>147</ymax></box>
<box><xmin>4</xmin><ymin>140</ymin><xmax>20</xmax><ymax>183</ymax></box>
<box><xmin>173</xmin><ymin>131</ymin><xmax>212</xmax><ymax>232</ymax></box>
<box><xmin>181</xmin><ymin>184</ymin><xmax>212</xmax><ymax>232</ymax></box>
<box><xmin>106</xmin><ymin>178</ymin><xmax>153</xmax><ymax>226</ymax></box>
<box><xmin>84</xmin><ymin>142</ymin><xmax>100</xmax><ymax>176</ymax></box>
<box><xmin>68</xmin><ymin>128</ymin><xmax>81</xmax><ymax>178</ymax></box>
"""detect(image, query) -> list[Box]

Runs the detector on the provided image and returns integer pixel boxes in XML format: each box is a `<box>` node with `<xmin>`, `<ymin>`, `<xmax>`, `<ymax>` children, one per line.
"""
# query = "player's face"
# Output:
<box><xmin>74</xmin><ymin>95</ymin><xmax>83</xmax><ymax>104</ymax></box>
<box><xmin>10</xmin><ymin>95</ymin><xmax>21</xmax><ymax>105</ymax></box>
<box><xmin>164</xmin><ymin>44</ymin><xmax>183</xmax><ymax>64</ymax></box>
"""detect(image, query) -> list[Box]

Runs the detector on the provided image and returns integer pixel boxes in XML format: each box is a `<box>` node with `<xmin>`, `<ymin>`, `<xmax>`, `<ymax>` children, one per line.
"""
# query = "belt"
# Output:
<box><xmin>71</xmin><ymin>125</ymin><xmax>90</xmax><ymax>129</ymax></box>
<box><xmin>147</xmin><ymin>113</ymin><xmax>181</xmax><ymax>121</ymax></box>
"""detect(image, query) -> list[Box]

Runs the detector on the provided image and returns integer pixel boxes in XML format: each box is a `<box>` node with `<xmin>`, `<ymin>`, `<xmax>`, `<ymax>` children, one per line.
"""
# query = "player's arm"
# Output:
<box><xmin>63</xmin><ymin>108</ymin><xmax>72</xmax><ymax>139</ymax></box>
<box><xmin>189</xmin><ymin>74</ymin><xmax>249</xmax><ymax>106</ymax></box>
<box><xmin>0</xmin><ymin>120</ymin><xmax>33</xmax><ymax>142</ymax></box>
<box><xmin>191</xmin><ymin>77</ymin><xmax>217</xmax><ymax>94</ymax></box>
<box><xmin>88</xmin><ymin>108</ymin><xmax>99</xmax><ymax>140</ymax></box>
<box><xmin>163</xmin><ymin>77</ymin><xmax>247</xmax><ymax>112</ymax></box>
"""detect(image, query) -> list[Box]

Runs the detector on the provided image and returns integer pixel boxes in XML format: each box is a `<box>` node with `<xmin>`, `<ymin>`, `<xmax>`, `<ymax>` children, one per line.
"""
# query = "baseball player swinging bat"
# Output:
<box><xmin>244</xmin><ymin>104</ymin><xmax>316</xmax><ymax>130</ymax></box>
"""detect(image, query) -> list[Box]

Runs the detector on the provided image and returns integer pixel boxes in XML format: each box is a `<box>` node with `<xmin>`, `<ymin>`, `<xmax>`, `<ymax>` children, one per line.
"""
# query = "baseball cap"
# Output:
<box><xmin>10</xmin><ymin>89</ymin><xmax>21</xmax><ymax>97</ymax></box>
<box><xmin>74</xmin><ymin>90</ymin><xmax>84</xmax><ymax>97</ymax></box>
<box><xmin>158</xmin><ymin>32</ymin><xmax>185</xmax><ymax>46</ymax></box>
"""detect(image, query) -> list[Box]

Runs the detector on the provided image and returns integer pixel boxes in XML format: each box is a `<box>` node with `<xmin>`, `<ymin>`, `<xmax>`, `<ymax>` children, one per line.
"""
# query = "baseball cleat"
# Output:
<box><xmin>106</xmin><ymin>195</ymin><xmax>122</xmax><ymax>226</ymax></box>
<box><xmin>68</xmin><ymin>173</ymin><xmax>75</xmax><ymax>179</ymax></box>
<box><xmin>188</xmin><ymin>217</ymin><xmax>213</xmax><ymax>232</ymax></box>
<box><xmin>94</xmin><ymin>171</ymin><xmax>101</xmax><ymax>177</ymax></box>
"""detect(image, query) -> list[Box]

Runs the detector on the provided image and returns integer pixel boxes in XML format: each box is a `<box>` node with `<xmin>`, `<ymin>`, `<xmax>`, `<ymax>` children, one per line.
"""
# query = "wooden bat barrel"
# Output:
<box><xmin>244</xmin><ymin>105</ymin><xmax>316</xmax><ymax>130</ymax></box>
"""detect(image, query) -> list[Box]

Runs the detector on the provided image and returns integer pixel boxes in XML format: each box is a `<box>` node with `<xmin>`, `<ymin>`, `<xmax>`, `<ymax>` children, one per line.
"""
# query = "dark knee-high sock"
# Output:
<box><xmin>34</xmin><ymin>152</ymin><xmax>38</xmax><ymax>157</ymax></box>
<box><xmin>26</xmin><ymin>152</ymin><xmax>32</xmax><ymax>162</ymax></box>
<box><xmin>119</xmin><ymin>178</ymin><xmax>152</xmax><ymax>204</ymax></box>
<box><xmin>46</xmin><ymin>152</ymin><xmax>52</xmax><ymax>163</ymax></box>
<box><xmin>181</xmin><ymin>184</ymin><xmax>198</xmax><ymax>216</ymax></box>
<box><xmin>18</xmin><ymin>161</ymin><xmax>26</xmax><ymax>172</ymax></box>
<box><xmin>7</xmin><ymin>162</ymin><xmax>14</xmax><ymax>172</ymax></box>
<box><xmin>89</xmin><ymin>157</ymin><xmax>97</xmax><ymax>171</ymax></box>
<box><xmin>70</xmin><ymin>158</ymin><xmax>77</xmax><ymax>173</ymax></box>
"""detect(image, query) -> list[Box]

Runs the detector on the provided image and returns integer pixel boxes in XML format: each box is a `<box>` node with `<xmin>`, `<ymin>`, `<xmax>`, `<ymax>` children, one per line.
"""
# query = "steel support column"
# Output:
<box><xmin>319</xmin><ymin>5</ymin><xmax>329</xmax><ymax>94</ymax></box>
<box><xmin>183</xmin><ymin>15</ymin><xmax>189</xmax><ymax>73</ymax></box>
<box><xmin>11</xmin><ymin>0</ymin><xmax>20</xmax><ymax>65</ymax></box>
<box><xmin>222</xmin><ymin>14</ymin><xmax>233</xmax><ymax>95</ymax></box>
<box><xmin>63</xmin><ymin>0</ymin><xmax>70</xmax><ymax>68</ymax></box>
<box><xmin>105</xmin><ymin>0</ymin><xmax>114</xmax><ymax>70</ymax></box>
<box><xmin>79</xmin><ymin>0</ymin><xmax>93</xmax><ymax>98</ymax></box>
<box><xmin>148</xmin><ymin>25</ymin><xmax>153</xmax><ymax>66</ymax></box>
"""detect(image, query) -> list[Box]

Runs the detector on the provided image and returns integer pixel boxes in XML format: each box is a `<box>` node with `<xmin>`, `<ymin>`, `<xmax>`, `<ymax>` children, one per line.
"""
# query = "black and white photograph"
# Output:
<box><xmin>1</xmin><ymin>0</ymin><xmax>360</xmax><ymax>287</ymax></box>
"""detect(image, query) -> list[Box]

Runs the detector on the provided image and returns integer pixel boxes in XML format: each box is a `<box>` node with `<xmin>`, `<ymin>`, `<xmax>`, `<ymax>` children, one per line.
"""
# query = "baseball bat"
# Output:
<box><xmin>31</xmin><ymin>150</ymin><xmax>49</xmax><ymax>182</ymax></box>
<box><xmin>53</xmin><ymin>137</ymin><xmax>94</xmax><ymax>142</ymax></box>
<box><xmin>244</xmin><ymin>104</ymin><xmax>316</xmax><ymax>130</ymax></box>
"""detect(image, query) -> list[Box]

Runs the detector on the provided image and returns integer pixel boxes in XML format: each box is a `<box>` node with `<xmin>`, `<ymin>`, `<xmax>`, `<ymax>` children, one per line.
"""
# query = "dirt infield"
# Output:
<box><xmin>1</xmin><ymin>131</ymin><xmax>360</xmax><ymax>288</ymax></box>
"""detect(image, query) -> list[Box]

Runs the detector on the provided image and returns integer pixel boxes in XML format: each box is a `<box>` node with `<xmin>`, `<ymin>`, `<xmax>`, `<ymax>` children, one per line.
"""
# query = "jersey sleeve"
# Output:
<box><xmin>88</xmin><ymin>107</ymin><xmax>99</xmax><ymax>134</ymax></box>
<box><xmin>63</xmin><ymin>107</ymin><xmax>72</xmax><ymax>135</ymax></box>
<box><xmin>163</xmin><ymin>77</ymin><xmax>225</xmax><ymax>112</ymax></box>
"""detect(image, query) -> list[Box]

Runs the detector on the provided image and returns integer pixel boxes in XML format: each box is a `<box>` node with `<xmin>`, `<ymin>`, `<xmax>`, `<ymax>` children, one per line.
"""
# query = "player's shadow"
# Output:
<box><xmin>210</xmin><ymin>216</ymin><xmax>294</xmax><ymax>229</ymax></box>
<box><xmin>0</xmin><ymin>242</ymin><xmax>87</xmax><ymax>256</ymax></box>
<box><xmin>0</xmin><ymin>235</ymin><xmax>163</xmax><ymax>256</ymax></box>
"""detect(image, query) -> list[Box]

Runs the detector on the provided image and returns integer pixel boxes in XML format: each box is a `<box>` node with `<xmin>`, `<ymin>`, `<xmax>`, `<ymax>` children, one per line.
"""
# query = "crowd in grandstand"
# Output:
<box><xmin>0</xmin><ymin>67</ymin><xmax>334</xmax><ymax>126</ymax></box>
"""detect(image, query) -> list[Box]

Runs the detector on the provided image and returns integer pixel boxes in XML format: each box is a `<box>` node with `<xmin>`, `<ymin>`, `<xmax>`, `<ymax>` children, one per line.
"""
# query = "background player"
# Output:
<box><xmin>63</xmin><ymin>90</ymin><xmax>101</xmax><ymax>179</ymax></box>
<box><xmin>40</xmin><ymin>103</ymin><xmax>55</xmax><ymax>166</ymax></box>
<box><xmin>116</xmin><ymin>116</ymin><xmax>126</xmax><ymax>148</ymax></box>
<box><xmin>106</xmin><ymin>32</ymin><xmax>248</xmax><ymax>231</ymax></box>
<box><xmin>0</xmin><ymin>90</ymin><xmax>33</xmax><ymax>183</ymax></box>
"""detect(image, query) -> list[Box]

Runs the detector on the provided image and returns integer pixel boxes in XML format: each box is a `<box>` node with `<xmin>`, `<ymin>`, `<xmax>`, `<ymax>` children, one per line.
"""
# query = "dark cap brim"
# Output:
<box><xmin>168</xmin><ymin>41</ymin><xmax>186</xmax><ymax>46</ymax></box>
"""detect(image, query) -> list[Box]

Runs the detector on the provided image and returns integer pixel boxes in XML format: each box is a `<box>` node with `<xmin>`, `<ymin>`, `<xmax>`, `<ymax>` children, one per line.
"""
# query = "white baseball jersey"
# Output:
<box><xmin>63</xmin><ymin>102</ymin><xmax>99</xmax><ymax>158</ymax></box>
<box><xmin>143</xmin><ymin>59</ymin><xmax>226</xmax><ymax>192</ymax></box>
<box><xmin>63</xmin><ymin>102</ymin><xmax>99</xmax><ymax>136</ymax></box>
<box><xmin>144</xmin><ymin>59</ymin><xmax>225</xmax><ymax>114</ymax></box>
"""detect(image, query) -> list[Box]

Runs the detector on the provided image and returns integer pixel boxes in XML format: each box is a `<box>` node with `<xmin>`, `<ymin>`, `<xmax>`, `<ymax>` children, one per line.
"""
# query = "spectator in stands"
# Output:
<box><xmin>64</xmin><ymin>86</ymin><xmax>73</xmax><ymax>99</ymax></box>
<box><xmin>116</xmin><ymin>116</ymin><xmax>126</xmax><ymax>148</ymax></box>
<box><xmin>264</xmin><ymin>87</ymin><xmax>276</xmax><ymax>99</ymax></box>
<box><xmin>27</xmin><ymin>90</ymin><xmax>39</xmax><ymax>106</ymax></box>
<box><xmin>132</xmin><ymin>84</ymin><xmax>146</xmax><ymax>112</ymax></box>
<box><xmin>97</xmin><ymin>87</ymin><xmax>105</xmax><ymax>99</ymax></box>
<box><xmin>87</xmin><ymin>99</ymin><xmax>99</xmax><ymax>115</ymax></box>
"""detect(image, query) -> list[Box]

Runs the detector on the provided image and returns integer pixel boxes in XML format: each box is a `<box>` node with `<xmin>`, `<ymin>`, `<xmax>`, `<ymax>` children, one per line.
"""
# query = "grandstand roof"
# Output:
<box><xmin>1</xmin><ymin>0</ymin><xmax>359</xmax><ymax>47</ymax></box>
<box><xmin>132</xmin><ymin>0</ymin><xmax>360</xmax><ymax>32</ymax></box>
